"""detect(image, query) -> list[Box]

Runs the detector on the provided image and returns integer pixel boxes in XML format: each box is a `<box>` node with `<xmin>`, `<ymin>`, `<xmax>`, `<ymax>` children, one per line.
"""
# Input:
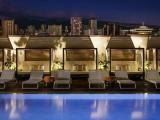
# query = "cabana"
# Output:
<box><xmin>107</xmin><ymin>37</ymin><xmax>144</xmax><ymax>78</ymax></box>
<box><xmin>16</xmin><ymin>37</ymin><xmax>55</xmax><ymax>75</ymax></box>
<box><xmin>63</xmin><ymin>37</ymin><xmax>97</xmax><ymax>71</ymax></box>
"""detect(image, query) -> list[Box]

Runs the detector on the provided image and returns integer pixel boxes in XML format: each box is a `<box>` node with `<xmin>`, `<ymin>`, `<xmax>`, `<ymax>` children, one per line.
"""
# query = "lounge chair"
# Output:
<box><xmin>145</xmin><ymin>70</ymin><xmax>160</xmax><ymax>89</ymax></box>
<box><xmin>88</xmin><ymin>70</ymin><xmax>107</xmax><ymax>89</ymax></box>
<box><xmin>115</xmin><ymin>71</ymin><xmax>136</xmax><ymax>89</ymax></box>
<box><xmin>22</xmin><ymin>70</ymin><xmax>44</xmax><ymax>89</ymax></box>
<box><xmin>0</xmin><ymin>70</ymin><xmax>16</xmax><ymax>89</ymax></box>
<box><xmin>53</xmin><ymin>70</ymin><xmax>71</xmax><ymax>89</ymax></box>
<box><xmin>51</xmin><ymin>70</ymin><xmax>58</xmax><ymax>78</ymax></box>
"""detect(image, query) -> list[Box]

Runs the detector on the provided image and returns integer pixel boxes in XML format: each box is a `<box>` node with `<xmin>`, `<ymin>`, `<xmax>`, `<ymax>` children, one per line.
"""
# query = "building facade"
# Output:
<box><xmin>48</xmin><ymin>25</ymin><xmax>62</xmax><ymax>36</ymax></box>
<box><xmin>89</xmin><ymin>19</ymin><xmax>97</xmax><ymax>35</ymax></box>
<box><xmin>1</xmin><ymin>19</ymin><xmax>15</xmax><ymax>36</ymax></box>
<box><xmin>71</xmin><ymin>17</ymin><xmax>82</xmax><ymax>35</ymax></box>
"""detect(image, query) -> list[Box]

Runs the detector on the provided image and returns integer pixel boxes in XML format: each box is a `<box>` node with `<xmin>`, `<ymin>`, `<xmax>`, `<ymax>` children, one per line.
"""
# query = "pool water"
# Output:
<box><xmin>0</xmin><ymin>94</ymin><xmax>160</xmax><ymax>120</ymax></box>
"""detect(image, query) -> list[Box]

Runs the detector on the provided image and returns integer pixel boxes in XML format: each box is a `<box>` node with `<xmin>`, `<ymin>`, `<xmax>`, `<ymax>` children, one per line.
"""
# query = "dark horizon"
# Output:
<box><xmin>0</xmin><ymin>0</ymin><xmax>160</xmax><ymax>26</ymax></box>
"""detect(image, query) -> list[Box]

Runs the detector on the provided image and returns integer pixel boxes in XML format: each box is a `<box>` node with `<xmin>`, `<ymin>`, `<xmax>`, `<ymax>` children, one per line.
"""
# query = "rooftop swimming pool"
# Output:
<box><xmin>0</xmin><ymin>94</ymin><xmax>160</xmax><ymax>120</ymax></box>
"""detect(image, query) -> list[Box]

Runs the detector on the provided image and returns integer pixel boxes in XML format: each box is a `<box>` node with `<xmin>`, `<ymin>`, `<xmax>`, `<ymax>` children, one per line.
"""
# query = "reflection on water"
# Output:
<box><xmin>3</xmin><ymin>94</ymin><xmax>26</xmax><ymax>119</ymax></box>
<box><xmin>131</xmin><ymin>111</ymin><xmax>143</xmax><ymax>119</ymax></box>
<box><xmin>91</xmin><ymin>100</ymin><xmax>108</xmax><ymax>119</ymax></box>
<box><xmin>0</xmin><ymin>94</ymin><xmax>160</xmax><ymax>120</ymax></box>
<box><xmin>53</xmin><ymin>95</ymin><xmax>66</xmax><ymax>111</ymax></box>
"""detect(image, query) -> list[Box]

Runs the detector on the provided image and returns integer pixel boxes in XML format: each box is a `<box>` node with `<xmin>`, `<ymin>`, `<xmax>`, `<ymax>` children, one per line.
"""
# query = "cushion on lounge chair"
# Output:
<box><xmin>29</xmin><ymin>71</ymin><xmax>43</xmax><ymax>80</ymax></box>
<box><xmin>22</xmin><ymin>71</ymin><xmax>43</xmax><ymax>84</ymax></box>
<box><xmin>54</xmin><ymin>80</ymin><xmax>70</xmax><ymax>84</ymax></box>
<box><xmin>88</xmin><ymin>70</ymin><xmax>108</xmax><ymax>84</ymax></box>
<box><xmin>0</xmin><ymin>70</ymin><xmax>15</xmax><ymax>80</ymax></box>
<box><xmin>145</xmin><ymin>70</ymin><xmax>160</xmax><ymax>80</ymax></box>
<box><xmin>98</xmin><ymin>70</ymin><xmax>109</xmax><ymax>78</ymax></box>
<box><xmin>117</xmin><ymin>80</ymin><xmax>135</xmax><ymax>84</ymax></box>
<box><xmin>23</xmin><ymin>79</ymin><xmax>42</xmax><ymax>84</ymax></box>
<box><xmin>89</xmin><ymin>70</ymin><xmax>101</xmax><ymax>80</ymax></box>
<box><xmin>57</xmin><ymin>70</ymin><xmax>70</xmax><ymax>80</ymax></box>
<box><xmin>88</xmin><ymin>79</ymin><xmax>105</xmax><ymax>84</ymax></box>
<box><xmin>115</xmin><ymin>71</ymin><xmax>128</xmax><ymax>79</ymax></box>
<box><xmin>51</xmin><ymin>71</ymin><xmax>58</xmax><ymax>78</ymax></box>
<box><xmin>88</xmin><ymin>70</ymin><xmax>106</xmax><ymax>89</ymax></box>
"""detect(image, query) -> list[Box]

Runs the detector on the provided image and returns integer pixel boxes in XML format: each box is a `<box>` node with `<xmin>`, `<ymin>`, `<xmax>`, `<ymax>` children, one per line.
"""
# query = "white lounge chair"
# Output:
<box><xmin>145</xmin><ymin>70</ymin><xmax>160</xmax><ymax>89</ymax></box>
<box><xmin>0</xmin><ymin>70</ymin><xmax>16</xmax><ymax>89</ymax></box>
<box><xmin>53</xmin><ymin>70</ymin><xmax>71</xmax><ymax>89</ymax></box>
<box><xmin>22</xmin><ymin>70</ymin><xmax>44</xmax><ymax>89</ymax></box>
<box><xmin>88</xmin><ymin>70</ymin><xmax>107</xmax><ymax>89</ymax></box>
<box><xmin>115</xmin><ymin>71</ymin><xmax>136</xmax><ymax>89</ymax></box>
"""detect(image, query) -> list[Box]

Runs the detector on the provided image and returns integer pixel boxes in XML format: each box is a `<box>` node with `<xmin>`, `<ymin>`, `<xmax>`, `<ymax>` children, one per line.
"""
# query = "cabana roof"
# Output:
<box><xmin>3</xmin><ymin>36</ymin><xmax>160</xmax><ymax>49</ymax></box>
<box><xmin>65</xmin><ymin>37</ymin><xmax>94</xmax><ymax>49</ymax></box>
<box><xmin>107</xmin><ymin>37</ymin><xmax>134</xmax><ymax>49</ymax></box>
<box><xmin>147</xmin><ymin>37</ymin><xmax>160</xmax><ymax>49</ymax></box>
<box><xmin>26</xmin><ymin>37</ymin><xmax>94</xmax><ymax>49</ymax></box>
<box><xmin>26</xmin><ymin>37</ymin><xmax>62</xmax><ymax>49</ymax></box>
<box><xmin>0</xmin><ymin>37</ymin><xmax>12</xmax><ymax>49</ymax></box>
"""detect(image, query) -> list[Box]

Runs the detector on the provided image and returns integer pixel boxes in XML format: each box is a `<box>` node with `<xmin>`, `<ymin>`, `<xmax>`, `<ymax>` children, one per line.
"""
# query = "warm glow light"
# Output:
<box><xmin>53</xmin><ymin>37</ymin><xmax>65</xmax><ymax>59</ymax></box>
<box><xmin>91</xmin><ymin>100</ymin><xmax>108</xmax><ymax>119</ymax></box>
<box><xmin>90</xmin><ymin>36</ymin><xmax>111</xmax><ymax>69</ymax></box>
<box><xmin>9</xmin><ymin>36</ymin><xmax>29</xmax><ymax>49</ymax></box>
<box><xmin>131</xmin><ymin>35</ymin><xmax>149</xmax><ymax>48</ymax></box>
<box><xmin>90</xmin><ymin>36</ymin><xmax>110</xmax><ymax>54</ymax></box>
<box><xmin>4</xmin><ymin>94</ymin><xmax>26</xmax><ymax>119</ymax></box>
<box><xmin>144</xmin><ymin>93</ymin><xmax>148</xmax><ymax>99</ymax></box>
<box><xmin>53</xmin><ymin>96</ymin><xmax>65</xmax><ymax>110</ymax></box>
<box><xmin>131</xmin><ymin>111</ymin><xmax>143</xmax><ymax>119</ymax></box>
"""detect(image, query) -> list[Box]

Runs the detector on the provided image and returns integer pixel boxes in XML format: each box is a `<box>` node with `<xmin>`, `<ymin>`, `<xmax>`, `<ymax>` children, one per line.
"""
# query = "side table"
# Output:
<box><xmin>104</xmin><ymin>76</ymin><xmax>115</xmax><ymax>87</ymax></box>
<box><xmin>44</xmin><ymin>76</ymin><xmax>55</xmax><ymax>86</ymax></box>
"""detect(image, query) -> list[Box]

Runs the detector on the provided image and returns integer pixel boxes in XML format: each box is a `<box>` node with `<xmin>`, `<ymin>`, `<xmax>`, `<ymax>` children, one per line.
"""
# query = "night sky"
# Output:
<box><xmin>0</xmin><ymin>0</ymin><xmax>160</xmax><ymax>25</ymax></box>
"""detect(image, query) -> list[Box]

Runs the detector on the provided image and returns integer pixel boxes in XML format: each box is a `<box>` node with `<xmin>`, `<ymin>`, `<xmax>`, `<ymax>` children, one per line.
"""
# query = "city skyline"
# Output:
<box><xmin>0</xmin><ymin>0</ymin><xmax>160</xmax><ymax>25</ymax></box>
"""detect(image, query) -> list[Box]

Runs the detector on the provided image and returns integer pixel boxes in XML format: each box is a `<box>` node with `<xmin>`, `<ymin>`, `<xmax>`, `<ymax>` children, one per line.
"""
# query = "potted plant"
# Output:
<box><xmin>52</xmin><ymin>56</ymin><xmax>63</xmax><ymax>70</ymax></box>
<box><xmin>145</xmin><ymin>61</ymin><xmax>152</xmax><ymax>70</ymax></box>
<box><xmin>98</xmin><ymin>53</ymin><xmax>110</xmax><ymax>70</ymax></box>
<box><xmin>4</xmin><ymin>58</ymin><xmax>16</xmax><ymax>70</ymax></box>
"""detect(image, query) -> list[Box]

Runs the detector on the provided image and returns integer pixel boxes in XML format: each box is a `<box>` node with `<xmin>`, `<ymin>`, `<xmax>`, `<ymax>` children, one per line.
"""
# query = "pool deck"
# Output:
<box><xmin>0</xmin><ymin>79</ymin><xmax>160</xmax><ymax>94</ymax></box>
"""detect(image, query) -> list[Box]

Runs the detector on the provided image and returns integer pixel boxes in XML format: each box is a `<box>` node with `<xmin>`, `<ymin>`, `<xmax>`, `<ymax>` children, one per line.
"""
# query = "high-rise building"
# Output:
<box><xmin>103</xmin><ymin>24</ymin><xmax>110</xmax><ymax>35</ymax></box>
<box><xmin>89</xmin><ymin>19</ymin><xmax>97</xmax><ymax>35</ymax></box>
<box><xmin>64</xmin><ymin>26</ymin><xmax>69</xmax><ymax>36</ymax></box>
<box><xmin>83</xmin><ymin>25</ymin><xmax>90</xmax><ymax>36</ymax></box>
<box><xmin>103</xmin><ymin>23</ymin><xmax>120</xmax><ymax>36</ymax></box>
<box><xmin>27</xmin><ymin>25</ymin><xmax>35</xmax><ymax>35</ymax></box>
<box><xmin>48</xmin><ymin>25</ymin><xmax>62</xmax><ymax>36</ymax></box>
<box><xmin>1</xmin><ymin>19</ymin><xmax>15</xmax><ymax>36</ymax></box>
<box><xmin>41</xmin><ymin>24</ymin><xmax>47</xmax><ymax>32</ymax></box>
<box><xmin>97</xmin><ymin>29</ymin><xmax>103</xmax><ymax>35</ymax></box>
<box><xmin>70</xmin><ymin>17</ymin><xmax>82</xmax><ymax>35</ymax></box>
